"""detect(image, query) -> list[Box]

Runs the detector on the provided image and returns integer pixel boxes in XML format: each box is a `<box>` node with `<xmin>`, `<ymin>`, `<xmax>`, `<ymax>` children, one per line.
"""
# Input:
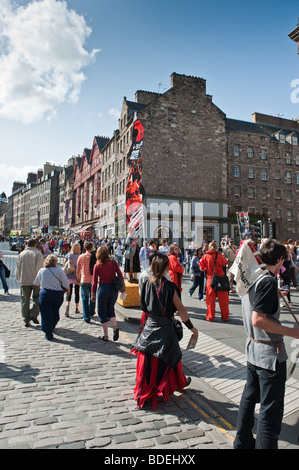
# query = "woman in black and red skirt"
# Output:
<box><xmin>131</xmin><ymin>252</ymin><xmax>198</xmax><ymax>410</ymax></box>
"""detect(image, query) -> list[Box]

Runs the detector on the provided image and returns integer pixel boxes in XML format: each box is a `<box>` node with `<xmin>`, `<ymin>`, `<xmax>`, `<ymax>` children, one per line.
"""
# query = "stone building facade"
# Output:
<box><xmin>72</xmin><ymin>136</ymin><xmax>109</xmax><ymax>233</ymax></box>
<box><xmin>4</xmin><ymin>72</ymin><xmax>299</xmax><ymax>242</ymax></box>
<box><xmin>93</xmin><ymin>73</ymin><xmax>230</xmax><ymax>245</ymax></box>
<box><xmin>227</xmin><ymin>113</ymin><xmax>299</xmax><ymax>240</ymax></box>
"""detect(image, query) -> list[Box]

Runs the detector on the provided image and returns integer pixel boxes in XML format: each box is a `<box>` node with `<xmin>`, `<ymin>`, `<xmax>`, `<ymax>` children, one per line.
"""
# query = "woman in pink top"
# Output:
<box><xmin>91</xmin><ymin>245</ymin><xmax>124</xmax><ymax>341</ymax></box>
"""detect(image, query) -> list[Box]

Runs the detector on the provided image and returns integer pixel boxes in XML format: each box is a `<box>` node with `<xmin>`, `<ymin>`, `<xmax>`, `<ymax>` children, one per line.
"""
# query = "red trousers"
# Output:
<box><xmin>205</xmin><ymin>276</ymin><xmax>229</xmax><ymax>321</ymax></box>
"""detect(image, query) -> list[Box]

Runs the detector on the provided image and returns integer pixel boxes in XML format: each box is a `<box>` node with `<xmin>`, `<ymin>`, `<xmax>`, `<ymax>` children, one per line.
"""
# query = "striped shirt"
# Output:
<box><xmin>77</xmin><ymin>251</ymin><xmax>93</xmax><ymax>284</ymax></box>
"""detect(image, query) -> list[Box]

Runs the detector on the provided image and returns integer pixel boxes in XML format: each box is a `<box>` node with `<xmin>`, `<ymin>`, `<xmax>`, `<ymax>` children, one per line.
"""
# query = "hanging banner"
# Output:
<box><xmin>126</xmin><ymin>119</ymin><xmax>146</xmax><ymax>240</ymax></box>
<box><xmin>236</xmin><ymin>211</ymin><xmax>251</xmax><ymax>239</ymax></box>
<box><xmin>65</xmin><ymin>199</ymin><xmax>70</xmax><ymax>223</ymax></box>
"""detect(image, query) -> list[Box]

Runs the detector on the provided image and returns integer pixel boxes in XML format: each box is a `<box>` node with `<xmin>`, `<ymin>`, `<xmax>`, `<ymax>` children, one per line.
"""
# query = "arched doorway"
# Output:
<box><xmin>154</xmin><ymin>225</ymin><xmax>172</xmax><ymax>245</ymax></box>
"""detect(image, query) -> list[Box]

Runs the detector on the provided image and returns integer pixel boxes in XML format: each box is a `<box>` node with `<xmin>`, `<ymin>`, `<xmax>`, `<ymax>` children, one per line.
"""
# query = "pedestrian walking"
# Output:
<box><xmin>77</xmin><ymin>241</ymin><xmax>96</xmax><ymax>323</ymax></box>
<box><xmin>279</xmin><ymin>245</ymin><xmax>299</xmax><ymax>307</ymax></box>
<box><xmin>15</xmin><ymin>238</ymin><xmax>44</xmax><ymax>327</ymax></box>
<box><xmin>33</xmin><ymin>255</ymin><xmax>70</xmax><ymax>341</ymax></box>
<box><xmin>114</xmin><ymin>241</ymin><xmax>123</xmax><ymax>266</ymax></box>
<box><xmin>131</xmin><ymin>252</ymin><xmax>198</xmax><ymax>410</ymax></box>
<box><xmin>91</xmin><ymin>245</ymin><xmax>123</xmax><ymax>341</ymax></box>
<box><xmin>139</xmin><ymin>242</ymin><xmax>150</xmax><ymax>272</ymax></box>
<box><xmin>40</xmin><ymin>238</ymin><xmax>51</xmax><ymax>257</ymax></box>
<box><xmin>158</xmin><ymin>239</ymin><xmax>169</xmax><ymax>255</ymax></box>
<box><xmin>168</xmin><ymin>244</ymin><xmax>184</xmax><ymax>291</ymax></box>
<box><xmin>189</xmin><ymin>247</ymin><xmax>205</xmax><ymax>300</ymax></box>
<box><xmin>234</xmin><ymin>239</ymin><xmax>299</xmax><ymax>449</ymax></box>
<box><xmin>223</xmin><ymin>239</ymin><xmax>237</xmax><ymax>293</ymax></box>
<box><xmin>63</xmin><ymin>242</ymin><xmax>81</xmax><ymax>317</ymax></box>
<box><xmin>199</xmin><ymin>241</ymin><xmax>229</xmax><ymax>322</ymax></box>
<box><xmin>0</xmin><ymin>250</ymin><xmax>10</xmax><ymax>295</ymax></box>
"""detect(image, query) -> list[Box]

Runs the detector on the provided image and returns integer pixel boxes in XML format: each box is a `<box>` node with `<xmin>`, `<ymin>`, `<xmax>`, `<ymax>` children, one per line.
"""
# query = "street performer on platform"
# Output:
<box><xmin>233</xmin><ymin>238</ymin><xmax>299</xmax><ymax>449</ymax></box>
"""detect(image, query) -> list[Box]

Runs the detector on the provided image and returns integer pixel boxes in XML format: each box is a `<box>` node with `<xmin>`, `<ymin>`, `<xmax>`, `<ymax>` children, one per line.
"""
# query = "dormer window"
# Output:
<box><xmin>279</xmin><ymin>134</ymin><xmax>286</xmax><ymax>143</ymax></box>
<box><xmin>275</xmin><ymin>130</ymin><xmax>287</xmax><ymax>143</ymax></box>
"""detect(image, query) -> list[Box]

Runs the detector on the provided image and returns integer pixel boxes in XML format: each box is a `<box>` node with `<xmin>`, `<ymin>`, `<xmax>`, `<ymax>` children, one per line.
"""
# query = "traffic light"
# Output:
<box><xmin>44</xmin><ymin>225</ymin><xmax>48</xmax><ymax>234</ymax></box>
<box><xmin>251</xmin><ymin>220</ymin><xmax>262</xmax><ymax>239</ymax></box>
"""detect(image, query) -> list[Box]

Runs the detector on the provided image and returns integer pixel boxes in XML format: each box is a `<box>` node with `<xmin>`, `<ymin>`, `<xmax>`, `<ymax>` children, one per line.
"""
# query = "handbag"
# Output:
<box><xmin>49</xmin><ymin>268</ymin><xmax>68</xmax><ymax>293</ymax></box>
<box><xmin>174</xmin><ymin>319</ymin><xmax>183</xmax><ymax>341</ymax></box>
<box><xmin>3</xmin><ymin>263</ymin><xmax>10</xmax><ymax>278</ymax></box>
<box><xmin>63</xmin><ymin>258</ymin><xmax>75</xmax><ymax>276</ymax></box>
<box><xmin>113</xmin><ymin>261</ymin><xmax>125</xmax><ymax>293</ymax></box>
<box><xmin>210</xmin><ymin>253</ymin><xmax>230</xmax><ymax>292</ymax></box>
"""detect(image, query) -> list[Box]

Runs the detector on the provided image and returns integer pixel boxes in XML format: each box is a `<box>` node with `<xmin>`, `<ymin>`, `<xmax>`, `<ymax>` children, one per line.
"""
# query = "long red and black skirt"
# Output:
<box><xmin>131</xmin><ymin>311</ymin><xmax>188</xmax><ymax>409</ymax></box>
<box><xmin>131</xmin><ymin>348</ymin><xmax>188</xmax><ymax>410</ymax></box>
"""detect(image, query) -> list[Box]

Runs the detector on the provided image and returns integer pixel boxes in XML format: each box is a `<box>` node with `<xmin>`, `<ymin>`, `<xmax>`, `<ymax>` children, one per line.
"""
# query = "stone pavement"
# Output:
<box><xmin>0</xmin><ymin>244</ymin><xmax>298</xmax><ymax>450</ymax></box>
<box><xmin>0</xmin><ymin>290</ymin><xmax>235</xmax><ymax>450</ymax></box>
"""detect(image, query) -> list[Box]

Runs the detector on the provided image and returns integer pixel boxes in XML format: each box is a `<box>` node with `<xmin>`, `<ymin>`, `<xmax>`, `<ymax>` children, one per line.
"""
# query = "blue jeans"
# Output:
<box><xmin>0</xmin><ymin>265</ymin><xmax>8</xmax><ymax>293</ymax></box>
<box><xmin>189</xmin><ymin>275</ymin><xmax>204</xmax><ymax>299</ymax></box>
<box><xmin>234</xmin><ymin>360</ymin><xmax>286</xmax><ymax>449</ymax></box>
<box><xmin>81</xmin><ymin>283</ymin><xmax>95</xmax><ymax>322</ymax></box>
<box><xmin>39</xmin><ymin>289</ymin><xmax>64</xmax><ymax>340</ymax></box>
<box><xmin>97</xmin><ymin>283</ymin><xmax>118</xmax><ymax>324</ymax></box>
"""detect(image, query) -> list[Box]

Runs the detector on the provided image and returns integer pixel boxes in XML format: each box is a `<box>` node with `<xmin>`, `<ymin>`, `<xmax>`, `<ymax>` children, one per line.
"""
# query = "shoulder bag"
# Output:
<box><xmin>113</xmin><ymin>261</ymin><xmax>126</xmax><ymax>293</ymax></box>
<box><xmin>2</xmin><ymin>262</ymin><xmax>10</xmax><ymax>278</ymax></box>
<box><xmin>210</xmin><ymin>253</ymin><xmax>230</xmax><ymax>292</ymax></box>
<box><xmin>63</xmin><ymin>256</ymin><xmax>75</xmax><ymax>276</ymax></box>
<box><xmin>49</xmin><ymin>268</ymin><xmax>68</xmax><ymax>293</ymax></box>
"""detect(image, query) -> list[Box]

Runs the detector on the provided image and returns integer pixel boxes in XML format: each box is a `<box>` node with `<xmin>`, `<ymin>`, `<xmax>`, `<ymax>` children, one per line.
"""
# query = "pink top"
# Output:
<box><xmin>92</xmin><ymin>259</ymin><xmax>123</xmax><ymax>294</ymax></box>
<box><xmin>77</xmin><ymin>251</ymin><xmax>93</xmax><ymax>284</ymax></box>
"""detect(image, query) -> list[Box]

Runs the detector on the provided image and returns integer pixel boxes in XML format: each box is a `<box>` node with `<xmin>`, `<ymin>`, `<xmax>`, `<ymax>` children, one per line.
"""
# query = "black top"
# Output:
<box><xmin>252</xmin><ymin>272</ymin><xmax>278</xmax><ymax>316</ymax></box>
<box><xmin>140</xmin><ymin>277</ymin><xmax>180</xmax><ymax>317</ymax></box>
<box><xmin>134</xmin><ymin>277</ymin><xmax>182</xmax><ymax>369</ymax></box>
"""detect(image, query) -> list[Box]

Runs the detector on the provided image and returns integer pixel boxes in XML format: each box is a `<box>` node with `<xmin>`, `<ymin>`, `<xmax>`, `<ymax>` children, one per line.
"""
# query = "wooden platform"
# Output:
<box><xmin>117</xmin><ymin>280</ymin><xmax>140</xmax><ymax>308</ymax></box>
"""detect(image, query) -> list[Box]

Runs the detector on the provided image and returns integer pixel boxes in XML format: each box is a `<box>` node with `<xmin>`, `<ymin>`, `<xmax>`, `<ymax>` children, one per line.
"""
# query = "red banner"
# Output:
<box><xmin>126</xmin><ymin>119</ymin><xmax>145</xmax><ymax>239</ymax></box>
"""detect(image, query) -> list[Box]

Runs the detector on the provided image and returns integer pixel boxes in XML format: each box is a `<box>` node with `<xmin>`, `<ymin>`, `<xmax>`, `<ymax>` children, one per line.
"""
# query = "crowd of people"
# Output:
<box><xmin>1</xmin><ymin>233</ymin><xmax>299</xmax><ymax>448</ymax></box>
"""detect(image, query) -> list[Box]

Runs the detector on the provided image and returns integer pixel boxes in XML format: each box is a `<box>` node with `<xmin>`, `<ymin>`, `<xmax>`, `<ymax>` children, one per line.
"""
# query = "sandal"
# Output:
<box><xmin>113</xmin><ymin>327</ymin><xmax>119</xmax><ymax>341</ymax></box>
<box><xmin>98</xmin><ymin>335</ymin><xmax>108</xmax><ymax>341</ymax></box>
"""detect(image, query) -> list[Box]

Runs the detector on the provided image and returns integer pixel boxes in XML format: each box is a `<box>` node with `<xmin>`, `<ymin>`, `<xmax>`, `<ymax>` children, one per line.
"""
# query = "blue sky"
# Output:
<box><xmin>0</xmin><ymin>0</ymin><xmax>298</xmax><ymax>197</ymax></box>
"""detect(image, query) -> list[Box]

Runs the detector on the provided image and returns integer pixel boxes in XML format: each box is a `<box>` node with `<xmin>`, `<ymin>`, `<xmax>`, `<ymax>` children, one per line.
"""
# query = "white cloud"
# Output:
<box><xmin>0</xmin><ymin>0</ymin><xmax>100</xmax><ymax>124</ymax></box>
<box><xmin>0</xmin><ymin>163</ymin><xmax>41</xmax><ymax>197</ymax></box>
<box><xmin>109</xmin><ymin>108</ymin><xmax>121</xmax><ymax>119</ymax></box>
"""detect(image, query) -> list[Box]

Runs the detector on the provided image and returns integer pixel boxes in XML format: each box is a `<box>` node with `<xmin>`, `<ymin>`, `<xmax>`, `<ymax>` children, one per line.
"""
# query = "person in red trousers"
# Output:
<box><xmin>200</xmin><ymin>241</ymin><xmax>229</xmax><ymax>322</ymax></box>
<box><xmin>168</xmin><ymin>244</ymin><xmax>184</xmax><ymax>291</ymax></box>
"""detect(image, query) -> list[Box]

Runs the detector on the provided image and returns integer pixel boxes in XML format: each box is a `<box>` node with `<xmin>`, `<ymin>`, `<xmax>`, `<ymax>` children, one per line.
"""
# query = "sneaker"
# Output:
<box><xmin>4</xmin><ymin>292</ymin><xmax>9</xmax><ymax>296</ymax></box>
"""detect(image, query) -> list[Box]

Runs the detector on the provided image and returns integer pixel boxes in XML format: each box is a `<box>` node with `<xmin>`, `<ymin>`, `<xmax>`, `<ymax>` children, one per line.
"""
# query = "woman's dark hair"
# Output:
<box><xmin>148</xmin><ymin>250</ymin><xmax>158</xmax><ymax>266</ymax></box>
<box><xmin>168</xmin><ymin>244</ymin><xmax>179</xmax><ymax>254</ymax></box>
<box><xmin>150</xmin><ymin>252</ymin><xmax>169</xmax><ymax>284</ymax></box>
<box><xmin>260</xmin><ymin>239</ymin><xmax>288</xmax><ymax>265</ymax></box>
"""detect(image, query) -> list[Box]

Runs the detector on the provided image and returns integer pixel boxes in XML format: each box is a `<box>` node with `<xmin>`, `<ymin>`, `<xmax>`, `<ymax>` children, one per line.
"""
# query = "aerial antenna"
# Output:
<box><xmin>158</xmin><ymin>82</ymin><xmax>167</xmax><ymax>93</ymax></box>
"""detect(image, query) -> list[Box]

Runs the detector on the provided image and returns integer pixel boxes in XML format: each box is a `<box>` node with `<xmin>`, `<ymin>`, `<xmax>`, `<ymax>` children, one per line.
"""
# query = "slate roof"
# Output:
<box><xmin>95</xmin><ymin>136</ymin><xmax>110</xmax><ymax>151</ymax></box>
<box><xmin>226</xmin><ymin>118</ymin><xmax>299</xmax><ymax>140</ymax></box>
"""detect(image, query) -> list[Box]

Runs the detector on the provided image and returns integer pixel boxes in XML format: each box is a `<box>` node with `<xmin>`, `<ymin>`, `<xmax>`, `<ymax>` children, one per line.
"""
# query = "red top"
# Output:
<box><xmin>92</xmin><ymin>259</ymin><xmax>124</xmax><ymax>294</ymax></box>
<box><xmin>168</xmin><ymin>253</ymin><xmax>184</xmax><ymax>290</ymax></box>
<box><xmin>199</xmin><ymin>250</ymin><xmax>228</xmax><ymax>278</ymax></box>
